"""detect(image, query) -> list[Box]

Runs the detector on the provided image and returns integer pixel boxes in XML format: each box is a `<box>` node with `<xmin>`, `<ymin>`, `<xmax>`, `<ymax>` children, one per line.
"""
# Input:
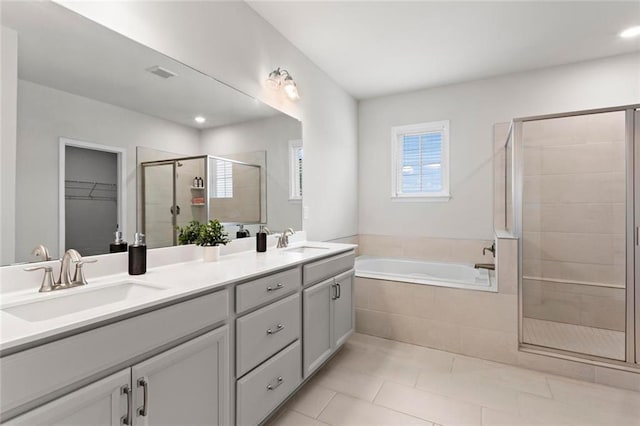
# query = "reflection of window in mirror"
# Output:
<box><xmin>213</xmin><ymin>159</ymin><xmax>233</xmax><ymax>199</ymax></box>
<box><xmin>289</xmin><ymin>140</ymin><xmax>303</xmax><ymax>201</ymax></box>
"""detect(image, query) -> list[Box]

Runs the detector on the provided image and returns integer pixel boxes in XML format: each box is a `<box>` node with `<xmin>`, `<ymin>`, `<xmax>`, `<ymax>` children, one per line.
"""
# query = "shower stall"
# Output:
<box><xmin>141</xmin><ymin>155</ymin><xmax>262</xmax><ymax>249</ymax></box>
<box><xmin>507</xmin><ymin>104</ymin><xmax>639</xmax><ymax>369</ymax></box>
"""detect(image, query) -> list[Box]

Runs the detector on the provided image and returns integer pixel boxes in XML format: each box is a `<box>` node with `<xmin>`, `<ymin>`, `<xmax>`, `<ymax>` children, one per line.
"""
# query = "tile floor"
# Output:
<box><xmin>268</xmin><ymin>333</ymin><xmax>640</xmax><ymax>426</ymax></box>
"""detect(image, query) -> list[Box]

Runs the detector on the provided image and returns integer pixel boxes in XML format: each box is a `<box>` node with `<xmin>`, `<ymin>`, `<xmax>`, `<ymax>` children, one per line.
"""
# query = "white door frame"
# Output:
<box><xmin>59</xmin><ymin>137</ymin><xmax>126</xmax><ymax>256</ymax></box>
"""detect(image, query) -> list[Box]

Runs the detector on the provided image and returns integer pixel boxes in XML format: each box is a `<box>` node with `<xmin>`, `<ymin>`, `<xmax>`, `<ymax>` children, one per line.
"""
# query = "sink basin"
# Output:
<box><xmin>284</xmin><ymin>246</ymin><xmax>330</xmax><ymax>254</ymax></box>
<box><xmin>3</xmin><ymin>281</ymin><xmax>167</xmax><ymax>322</ymax></box>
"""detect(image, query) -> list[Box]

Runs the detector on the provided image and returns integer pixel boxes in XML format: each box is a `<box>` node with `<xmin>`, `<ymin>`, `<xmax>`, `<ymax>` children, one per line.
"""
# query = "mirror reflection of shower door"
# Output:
<box><xmin>143</xmin><ymin>162</ymin><xmax>176</xmax><ymax>248</ymax></box>
<box><xmin>520</xmin><ymin>110</ymin><xmax>627</xmax><ymax>361</ymax></box>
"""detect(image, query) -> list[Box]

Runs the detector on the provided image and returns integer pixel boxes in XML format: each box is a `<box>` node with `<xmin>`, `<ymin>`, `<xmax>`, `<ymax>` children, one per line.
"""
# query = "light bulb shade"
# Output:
<box><xmin>266</xmin><ymin>69</ymin><xmax>282</xmax><ymax>89</ymax></box>
<box><xmin>283</xmin><ymin>77</ymin><xmax>300</xmax><ymax>101</ymax></box>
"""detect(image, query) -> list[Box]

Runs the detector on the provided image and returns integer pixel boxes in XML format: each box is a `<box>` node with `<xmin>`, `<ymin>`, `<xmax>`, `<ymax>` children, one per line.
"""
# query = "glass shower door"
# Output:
<box><xmin>520</xmin><ymin>110</ymin><xmax>628</xmax><ymax>361</ymax></box>
<box><xmin>142</xmin><ymin>162</ymin><xmax>176</xmax><ymax>249</ymax></box>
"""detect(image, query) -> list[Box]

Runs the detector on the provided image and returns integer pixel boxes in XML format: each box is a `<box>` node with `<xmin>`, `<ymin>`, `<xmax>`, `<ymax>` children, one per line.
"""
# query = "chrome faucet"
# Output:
<box><xmin>31</xmin><ymin>244</ymin><xmax>52</xmax><ymax>261</ymax></box>
<box><xmin>277</xmin><ymin>228</ymin><xmax>295</xmax><ymax>248</ymax></box>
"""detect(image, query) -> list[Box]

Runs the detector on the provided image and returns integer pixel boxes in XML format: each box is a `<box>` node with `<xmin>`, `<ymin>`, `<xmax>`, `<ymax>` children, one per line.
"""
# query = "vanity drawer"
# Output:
<box><xmin>303</xmin><ymin>250</ymin><xmax>356</xmax><ymax>287</ymax></box>
<box><xmin>0</xmin><ymin>289</ymin><xmax>228</xmax><ymax>418</ymax></box>
<box><xmin>236</xmin><ymin>340</ymin><xmax>301</xmax><ymax>426</ymax></box>
<box><xmin>235</xmin><ymin>267</ymin><xmax>300</xmax><ymax>314</ymax></box>
<box><xmin>236</xmin><ymin>293</ymin><xmax>300</xmax><ymax>377</ymax></box>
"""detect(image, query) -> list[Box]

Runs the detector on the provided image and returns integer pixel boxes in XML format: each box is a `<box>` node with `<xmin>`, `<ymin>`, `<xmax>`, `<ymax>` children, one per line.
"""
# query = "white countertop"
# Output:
<box><xmin>0</xmin><ymin>241</ymin><xmax>356</xmax><ymax>353</ymax></box>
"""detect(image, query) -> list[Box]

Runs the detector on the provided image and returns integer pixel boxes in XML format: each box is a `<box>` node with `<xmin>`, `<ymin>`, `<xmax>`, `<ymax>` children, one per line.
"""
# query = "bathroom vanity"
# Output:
<box><xmin>0</xmin><ymin>242</ymin><xmax>356</xmax><ymax>425</ymax></box>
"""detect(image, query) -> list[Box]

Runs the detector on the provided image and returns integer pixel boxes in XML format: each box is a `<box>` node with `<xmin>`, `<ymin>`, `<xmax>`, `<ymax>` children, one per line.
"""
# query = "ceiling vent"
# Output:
<box><xmin>146</xmin><ymin>65</ymin><xmax>177</xmax><ymax>79</ymax></box>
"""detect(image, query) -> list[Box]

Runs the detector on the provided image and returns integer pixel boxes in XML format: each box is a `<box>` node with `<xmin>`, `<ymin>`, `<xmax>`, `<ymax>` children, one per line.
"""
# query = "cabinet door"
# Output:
<box><xmin>4</xmin><ymin>369</ymin><xmax>130</xmax><ymax>426</ymax></box>
<box><xmin>131</xmin><ymin>326</ymin><xmax>229</xmax><ymax>426</ymax></box>
<box><xmin>302</xmin><ymin>277</ymin><xmax>334</xmax><ymax>378</ymax></box>
<box><xmin>333</xmin><ymin>269</ymin><xmax>354</xmax><ymax>348</ymax></box>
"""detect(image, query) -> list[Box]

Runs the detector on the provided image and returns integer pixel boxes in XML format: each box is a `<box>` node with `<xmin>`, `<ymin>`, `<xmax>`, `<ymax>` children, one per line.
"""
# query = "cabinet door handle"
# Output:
<box><xmin>266</xmin><ymin>324</ymin><xmax>284</xmax><ymax>335</ymax></box>
<box><xmin>120</xmin><ymin>385</ymin><xmax>132</xmax><ymax>426</ymax></box>
<box><xmin>137</xmin><ymin>378</ymin><xmax>149</xmax><ymax>417</ymax></box>
<box><xmin>337</xmin><ymin>282</ymin><xmax>341</xmax><ymax>299</ymax></box>
<box><xmin>267</xmin><ymin>376</ymin><xmax>283</xmax><ymax>391</ymax></box>
<box><xmin>331</xmin><ymin>283</ymin><xmax>337</xmax><ymax>300</ymax></box>
<box><xmin>267</xmin><ymin>283</ymin><xmax>284</xmax><ymax>292</ymax></box>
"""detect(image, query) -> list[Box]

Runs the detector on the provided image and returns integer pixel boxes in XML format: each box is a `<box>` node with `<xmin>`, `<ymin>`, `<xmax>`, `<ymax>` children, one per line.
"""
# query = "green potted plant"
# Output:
<box><xmin>177</xmin><ymin>220</ymin><xmax>201</xmax><ymax>245</ymax></box>
<box><xmin>197</xmin><ymin>219</ymin><xmax>230</xmax><ymax>262</ymax></box>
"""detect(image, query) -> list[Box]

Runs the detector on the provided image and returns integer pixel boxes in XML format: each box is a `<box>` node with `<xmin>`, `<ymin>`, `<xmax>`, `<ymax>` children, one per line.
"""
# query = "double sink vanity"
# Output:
<box><xmin>0</xmin><ymin>240</ymin><xmax>356</xmax><ymax>425</ymax></box>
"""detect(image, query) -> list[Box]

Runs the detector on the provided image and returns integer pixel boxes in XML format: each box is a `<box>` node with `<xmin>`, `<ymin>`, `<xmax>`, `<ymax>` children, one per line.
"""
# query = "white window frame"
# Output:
<box><xmin>390</xmin><ymin>120</ymin><xmax>450</xmax><ymax>202</ymax></box>
<box><xmin>288</xmin><ymin>139</ymin><xmax>303</xmax><ymax>201</ymax></box>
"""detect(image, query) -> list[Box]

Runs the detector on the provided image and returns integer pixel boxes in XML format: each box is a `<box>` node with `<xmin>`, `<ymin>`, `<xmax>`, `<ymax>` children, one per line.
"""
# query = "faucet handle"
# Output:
<box><xmin>24</xmin><ymin>265</ymin><xmax>56</xmax><ymax>292</ymax></box>
<box><xmin>73</xmin><ymin>259</ymin><xmax>97</xmax><ymax>286</ymax></box>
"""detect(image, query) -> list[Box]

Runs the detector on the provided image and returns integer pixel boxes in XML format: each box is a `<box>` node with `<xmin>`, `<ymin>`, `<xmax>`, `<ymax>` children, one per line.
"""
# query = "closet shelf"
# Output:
<box><xmin>64</xmin><ymin>179</ymin><xmax>117</xmax><ymax>202</ymax></box>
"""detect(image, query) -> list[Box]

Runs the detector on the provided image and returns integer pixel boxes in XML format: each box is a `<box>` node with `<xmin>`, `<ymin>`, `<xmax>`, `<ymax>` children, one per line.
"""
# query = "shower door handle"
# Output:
<box><xmin>170</xmin><ymin>205</ymin><xmax>181</xmax><ymax>215</ymax></box>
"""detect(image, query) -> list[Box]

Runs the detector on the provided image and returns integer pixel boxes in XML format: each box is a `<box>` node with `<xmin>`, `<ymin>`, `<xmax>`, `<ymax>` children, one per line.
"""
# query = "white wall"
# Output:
<box><xmin>15</xmin><ymin>80</ymin><xmax>200</xmax><ymax>261</ymax></box>
<box><xmin>359</xmin><ymin>53</ymin><xmax>640</xmax><ymax>240</ymax></box>
<box><xmin>1</xmin><ymin>27</ymin><xmax>18</xmax><ymax>265</ymax></box>
<box><xmin>200</xmin><ymin>114</ymin><xmax>302</xmax><ymax>234</ymax></box>
<box><xmin>57</xmin><ymin>0</ymin><xmax>359</xmax><ymax>242</ymax></box>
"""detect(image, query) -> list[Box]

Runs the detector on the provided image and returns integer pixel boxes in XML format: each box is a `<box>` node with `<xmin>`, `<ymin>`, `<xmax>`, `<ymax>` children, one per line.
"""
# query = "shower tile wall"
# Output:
<box><xmin>522</xmin><ymin>112</ymin><xmax>626</xmax><ymax>333</ymax></box>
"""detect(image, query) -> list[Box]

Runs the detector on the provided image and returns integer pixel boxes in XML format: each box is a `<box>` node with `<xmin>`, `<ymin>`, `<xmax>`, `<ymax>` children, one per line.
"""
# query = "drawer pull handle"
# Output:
<box><xmin>137</xmin><ymin>378</ymin><xmax>149</xmax><ymax>417</ymax></box>
<box><xmin>267</xmin><ymin>376</ymin><xmax>284</xmax><ymax>391</ymax></box>
<box><xmin>267</xmin><ymin>283</ymin><xmax>284</xmax><ymax>292</ymax></box>
<box><xmin>267</xmin><ymin>324</ymin><xmax>285</xmax><ymax>335</ymax></box>
<box><xmin>121</xmin><ymin>385</ymin><xmax>132</xmax><ymax>425</ymax></box>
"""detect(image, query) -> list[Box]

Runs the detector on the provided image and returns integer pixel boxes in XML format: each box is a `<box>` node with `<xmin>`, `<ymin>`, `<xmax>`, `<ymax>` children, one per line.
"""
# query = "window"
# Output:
<box><xmin>213</xmin><ymin>159</ymin><xmax>232</xmax><ymax>198</ymax></box>
<box><xmin>289</xmin><ymin>140</ymin><xmax>303</xmax><ymax>200</ymax></box>
<box><xmin>391</xmin><ymin>120</ymin><xmax>450</xmax><ymax>201</ymax></box>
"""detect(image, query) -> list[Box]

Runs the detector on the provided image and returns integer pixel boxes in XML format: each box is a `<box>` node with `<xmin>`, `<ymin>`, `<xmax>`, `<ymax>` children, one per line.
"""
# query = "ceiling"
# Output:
<box><xmin>2</xmin><ymin>1</ymin><xmax>279</xmax><ymax>129</ymax></box>
<box><xmin>248</xmin><ymin>1</ymin><xmax>640</xmax><ymax>100</ymax></box>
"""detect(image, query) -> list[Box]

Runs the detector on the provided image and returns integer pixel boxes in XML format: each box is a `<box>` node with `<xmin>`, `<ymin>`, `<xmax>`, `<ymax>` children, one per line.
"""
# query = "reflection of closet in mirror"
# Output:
<box><xmin>61</xmin><ymin>138</ymin><xmax>126</xmax><ymax>257</ymax></box>
<box><xmin>141</xmin><ymin>155</ymin><xmax>262</xmax><ymax>249</ymax></box>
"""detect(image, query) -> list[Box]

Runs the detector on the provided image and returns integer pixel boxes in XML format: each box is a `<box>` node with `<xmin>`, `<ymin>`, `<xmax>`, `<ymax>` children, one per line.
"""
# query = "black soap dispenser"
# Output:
<box><xmin>256</xmin><ymin>226</ymin><xmax>267</xmax><ymax>252</ymax></box>
<box><xmin>129</xmin><ymin>232</ymin><xmax>147</xmax><ymax>275</ymax></box>
<box><xmin>109</xmin><ymin>226</ymin><xmax>128</xmax><ymax>253</ymax></box>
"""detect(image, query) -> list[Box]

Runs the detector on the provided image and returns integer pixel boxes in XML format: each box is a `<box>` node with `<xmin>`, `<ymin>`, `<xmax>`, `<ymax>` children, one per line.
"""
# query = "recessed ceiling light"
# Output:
<box><xmin>620</xmin><ymin>26</ymin><xmax>640</xmax><ymax>38</ymax></box>
<box><xmin>146</xmin><ymin>65</ymin><xmax>178</xmax><ymax>79</ymax></box>
<box><xmin>194</xmin><ymin>116</ymin><xmax>206</xmax><ymax>124</ymax></box>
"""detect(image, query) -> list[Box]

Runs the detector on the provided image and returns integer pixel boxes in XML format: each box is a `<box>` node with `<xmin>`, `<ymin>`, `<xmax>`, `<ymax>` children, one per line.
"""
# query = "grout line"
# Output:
<box><xmin>315</xmin><ymin>391</ymin><xmax>338</xmax><ymax>421</ymax></box>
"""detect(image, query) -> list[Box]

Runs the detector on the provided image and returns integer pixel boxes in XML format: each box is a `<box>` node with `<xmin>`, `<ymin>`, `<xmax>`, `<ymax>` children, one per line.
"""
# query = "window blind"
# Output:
<box><xmin>214</xmin><ymin>159</ymin><xmax>233</xmax><ymax>198</ymax></box>
<box><xmin>400</xmin><ymin>131</ymin><xmax>443</xmax><ymax>194</ymax></box>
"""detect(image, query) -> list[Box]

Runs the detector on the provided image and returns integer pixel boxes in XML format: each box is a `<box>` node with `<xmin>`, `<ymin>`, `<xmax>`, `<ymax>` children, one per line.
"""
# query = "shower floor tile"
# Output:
<box><xmin>522</xmin><ymin>318</ymin><xmax>625</xmax><ymax>360</ymax></box>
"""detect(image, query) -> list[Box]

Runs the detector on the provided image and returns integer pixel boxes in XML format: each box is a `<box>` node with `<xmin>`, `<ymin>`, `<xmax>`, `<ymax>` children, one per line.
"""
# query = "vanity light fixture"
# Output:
<box><xmin>194</xmin><ymin>116</ymin><xmax>206</xmax><ymax>124</ymax></box>
<box><xmin>620</xmin><ymin>25</ymin><xmax>640</xmax><ymax>38</ymax></box>
<box><xmin>266</xmin><ymin>67</ymin><xmax>300</xmax><ymax>101</ymax></box>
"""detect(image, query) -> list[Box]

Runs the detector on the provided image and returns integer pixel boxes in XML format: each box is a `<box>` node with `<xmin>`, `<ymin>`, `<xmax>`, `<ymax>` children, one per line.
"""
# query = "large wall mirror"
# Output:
<box><xmin>1</xmin><ymin>1</ymin><xmax>302</xmax><ymax>265</ymax></box>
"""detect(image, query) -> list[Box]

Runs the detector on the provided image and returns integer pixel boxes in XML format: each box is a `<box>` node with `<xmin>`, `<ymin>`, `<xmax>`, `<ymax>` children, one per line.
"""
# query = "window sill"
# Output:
<box><xmin>391</xmin><ymin>194</ymin><xmax>451</xmax><ymax>202</ymax></box>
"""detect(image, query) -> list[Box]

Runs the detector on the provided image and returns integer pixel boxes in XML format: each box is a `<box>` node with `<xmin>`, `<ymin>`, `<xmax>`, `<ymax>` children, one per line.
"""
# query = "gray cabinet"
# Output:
<box><xmin>302</xmin><ymin>268</ymin><xmax>355</xmax><ymax>378</ymax></box>
<box><xmin>131</xmin><ymin>326</ymin><xmax>229</xmax><ymax>426</ymax></box>
<box><xmin>4</xmin><ymin>327</ymin><xmax>229</xmax><ymax>426</ymax></box>
<box><xmin>4</xmin><ymin>369</ymin><xmax>130</xmax><ymax>426</ymax></box>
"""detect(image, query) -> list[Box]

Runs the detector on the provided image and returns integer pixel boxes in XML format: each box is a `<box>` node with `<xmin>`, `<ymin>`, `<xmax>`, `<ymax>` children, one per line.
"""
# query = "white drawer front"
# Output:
<box><xmin>0</xmin><ymin>290</ymin><xmax>228</xmax><ymax>418</ymax></box>
<box><xmin>236</xmin><ymin>341</ymin><xmax>301</xmax><ymax>426</ymax></box>
<box><xmin>302</xmin><ymin>250</ymin><xmax>355</xmax><ymax>287</ymax></box>
<box><xmin>236</xmin><ymin>293</ymin><xmax>300</xmax><ymax>377</ymax></box>
<box><xmin>235</xmin><ymin>267</ymin><xmax>300</xmax><ymax>314</ymax></box>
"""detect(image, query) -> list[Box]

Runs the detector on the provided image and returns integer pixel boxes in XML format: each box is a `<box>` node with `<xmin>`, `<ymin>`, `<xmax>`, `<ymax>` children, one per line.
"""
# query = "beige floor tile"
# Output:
<box><xmin>374</xmin><ymin>381</ymin><xmax>483</xmax><ymax>426</ymax></box>
<box><xmin>481</xmin><ymin>407</ymin><xmax>555</xmax><ymax>426</ymax></box>
<box><xmin>268</xmin><ymin>409</ymin><xmax>329</xmax><ymax>426</ymax></box>
<box><xmin>416</xmin><ymin>369</ymin><xmax>520</xmax><ymax>414</ymax></box>
<box><xmin>318</xmin><ymin>393</ymin><xmax>432</xmax><ymax>426</ymax></box>
<box><xmin>287</xmin><ymin>383</ymin><xmax>336</xmax><ymax>418</ymax></box>
<box><xmin>312</xmin><ymin>364</ymin><xmax>384</xmax><ymax>402</ymax></box>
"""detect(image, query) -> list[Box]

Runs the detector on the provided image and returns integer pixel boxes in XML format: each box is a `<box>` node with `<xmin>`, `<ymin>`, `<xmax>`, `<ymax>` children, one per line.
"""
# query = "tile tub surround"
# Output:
<box><xmin>268</xmin><ymin>333</ymin><xmax>640</xmax><ymax>426</ymax></box>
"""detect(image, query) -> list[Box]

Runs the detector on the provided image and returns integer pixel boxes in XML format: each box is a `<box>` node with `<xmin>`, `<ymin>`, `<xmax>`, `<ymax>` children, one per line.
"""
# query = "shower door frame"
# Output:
<box><xmin>513</xmin><ymin>104</ymin><xmax>640</xmax><ymax>370</ymax></box>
